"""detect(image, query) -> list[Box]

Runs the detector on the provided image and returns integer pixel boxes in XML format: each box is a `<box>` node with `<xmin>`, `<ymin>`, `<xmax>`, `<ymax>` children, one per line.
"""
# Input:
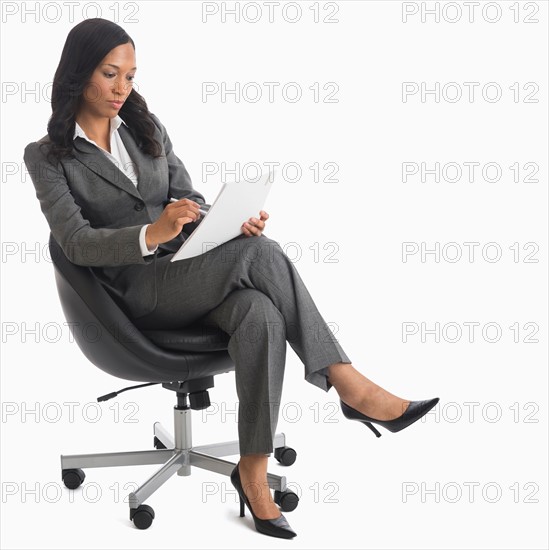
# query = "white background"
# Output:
<box><xmin>1</xmin><ymin>1</ymin><xmax>548</xmax><ymax>548</ymax></box>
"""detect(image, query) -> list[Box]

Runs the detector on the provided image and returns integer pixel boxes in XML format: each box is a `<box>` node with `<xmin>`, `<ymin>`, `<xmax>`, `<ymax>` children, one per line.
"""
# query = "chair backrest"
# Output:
<box><xmin>48</xmin><ymin>233</ymin><xmax>233</xmax><ymax>383</ymax></box>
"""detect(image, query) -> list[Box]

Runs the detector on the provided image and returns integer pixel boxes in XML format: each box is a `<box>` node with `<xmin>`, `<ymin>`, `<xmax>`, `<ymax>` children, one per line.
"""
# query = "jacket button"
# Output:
<box><xmin>134</xmin><ymin>201</ymin><xmax>144</xmax><ymax>211</ymax></box>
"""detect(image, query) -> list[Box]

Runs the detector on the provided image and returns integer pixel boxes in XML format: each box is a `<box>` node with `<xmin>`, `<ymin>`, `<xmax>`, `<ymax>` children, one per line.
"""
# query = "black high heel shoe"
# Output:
<box><xmin>340</xmin><ymin>397</ymin><xmax>440</xmax><ymax>437</ymax></box>
<box><xmin>230</xmin><ymin>462</ymin><xmax>297</xmax><ymax>539</ymax></box>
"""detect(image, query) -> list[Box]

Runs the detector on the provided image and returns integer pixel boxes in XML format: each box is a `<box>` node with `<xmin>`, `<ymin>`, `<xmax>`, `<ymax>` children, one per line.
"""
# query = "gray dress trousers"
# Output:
<box><xmin>132</xmin><ymin>232</ymin><xmax>352</xmax><ymax>456</ymax></box>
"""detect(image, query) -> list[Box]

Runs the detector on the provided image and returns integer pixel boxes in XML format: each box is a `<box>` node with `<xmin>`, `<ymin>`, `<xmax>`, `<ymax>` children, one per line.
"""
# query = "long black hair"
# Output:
<box><xmin>43</xmin><ymin>18</ymin><xmax>163</xmax><ymax>164</ymax></box>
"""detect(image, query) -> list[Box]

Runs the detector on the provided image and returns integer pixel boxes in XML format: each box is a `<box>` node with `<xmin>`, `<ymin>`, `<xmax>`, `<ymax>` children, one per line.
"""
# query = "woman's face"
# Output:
<box><xmin>79</xmin><ymin>42</ymin><xmax>136</xmax><ymax>118</ymax></box>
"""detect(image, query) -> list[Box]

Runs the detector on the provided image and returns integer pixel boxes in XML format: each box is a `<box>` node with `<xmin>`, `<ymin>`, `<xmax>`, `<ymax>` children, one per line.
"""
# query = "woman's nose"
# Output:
<box><xmin>112</xmin><ymin>78</ymin><xmax>129</xmax><ymax>96</ymax></box>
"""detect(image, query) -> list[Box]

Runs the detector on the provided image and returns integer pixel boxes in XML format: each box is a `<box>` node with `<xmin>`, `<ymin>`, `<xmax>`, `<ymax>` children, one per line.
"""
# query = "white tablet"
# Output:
<box><xmin>170</xmin><ymin>169</ymin><xmax>275</xmax><ymax>262</ymax></box>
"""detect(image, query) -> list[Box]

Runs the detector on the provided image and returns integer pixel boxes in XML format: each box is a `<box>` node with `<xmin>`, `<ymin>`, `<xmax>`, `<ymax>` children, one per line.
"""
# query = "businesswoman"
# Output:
<box><xmin>24</xmin><ymin>18</ymin><xmax>439</xmax><ymax>539</ymax></box>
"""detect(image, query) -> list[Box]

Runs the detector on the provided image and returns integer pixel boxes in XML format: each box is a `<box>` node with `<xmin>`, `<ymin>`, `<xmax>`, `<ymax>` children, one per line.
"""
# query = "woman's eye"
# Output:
<box><xmin>104</xmin><ymin>73</ymin><xmax>135</xmax><ymax>82</ymax></box>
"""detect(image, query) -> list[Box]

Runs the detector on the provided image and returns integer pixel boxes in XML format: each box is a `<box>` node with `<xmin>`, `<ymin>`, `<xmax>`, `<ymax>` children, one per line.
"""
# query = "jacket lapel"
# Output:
<box><xmin>71</xmin><ymin>122</ymin><xmax>156</xmax><ymax>201</ymax></box>
<box><xmin>118</xmin><ymin>123</ymin><xmax>157</xmax><ymax>201</ymax></box>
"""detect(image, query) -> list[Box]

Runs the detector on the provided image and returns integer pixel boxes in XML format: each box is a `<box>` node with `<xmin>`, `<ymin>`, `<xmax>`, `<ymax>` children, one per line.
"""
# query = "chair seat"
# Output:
<box><xmin>48</xmin><ymin>232</ymin><xmax>235</xmax><ymax>382</ymax></box>
<box><xmin>141</xmin><ymin>326</ymin><xmax>230</xmax><ymax>353</ymax></box>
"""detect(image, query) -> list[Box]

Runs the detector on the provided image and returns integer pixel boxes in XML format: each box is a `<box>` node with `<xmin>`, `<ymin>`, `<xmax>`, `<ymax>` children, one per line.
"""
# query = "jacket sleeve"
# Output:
<box><xmin>149</xmin><ymin>112</ymin><xmax>210</xmax><ymax>235</ymax></box>
<box><xmin>23</xmin><ymin>141</ymin><xmax>156</xmax><ymax>267</ymax></box>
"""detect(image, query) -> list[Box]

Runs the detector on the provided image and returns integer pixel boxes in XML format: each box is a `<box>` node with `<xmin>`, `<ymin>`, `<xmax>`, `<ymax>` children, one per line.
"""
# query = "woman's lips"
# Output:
<box><xmin>109</xmin><ymin>100</ymin><xmax>123</xmax><ymax>108</ymax></box>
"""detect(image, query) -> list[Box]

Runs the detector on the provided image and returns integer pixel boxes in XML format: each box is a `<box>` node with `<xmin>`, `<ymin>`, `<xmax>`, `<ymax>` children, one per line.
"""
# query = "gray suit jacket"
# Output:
<box><xmin>23</xmin><ymin>112</ymin><xmax>207</xmax><ymax>319</ymax></box>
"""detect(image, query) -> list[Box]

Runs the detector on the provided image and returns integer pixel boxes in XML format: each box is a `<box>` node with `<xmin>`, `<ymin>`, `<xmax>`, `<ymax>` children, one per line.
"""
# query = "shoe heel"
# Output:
<box><xmin>363</xmin><ymin>421</ymin><xmax>382</xmax><ymax>438</ymax></box>
<box><xmin>239</xmin><ymin>494</ymin><xmax>245</xmax><ymax>517</ymax></box>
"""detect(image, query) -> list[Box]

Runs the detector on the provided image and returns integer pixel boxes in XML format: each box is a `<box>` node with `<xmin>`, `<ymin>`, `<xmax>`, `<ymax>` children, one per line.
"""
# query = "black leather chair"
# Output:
<box><xmin>49</xmin><ymin>233</ymin><xmax>299</xmax><ymax>529</ymax></box>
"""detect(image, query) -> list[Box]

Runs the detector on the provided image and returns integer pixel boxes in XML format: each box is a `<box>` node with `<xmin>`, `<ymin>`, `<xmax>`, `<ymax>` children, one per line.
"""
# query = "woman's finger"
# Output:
<box><xmin>245</xmin><ymin>221</ymin><xmax>261</xmax><ymax>236</ymax></box>
<box><xmin>242</xmin><ymin>222</ymin><xmax>254</xmax><ymax>236</ymax></box>
<box><xmin>249</xmin><ymin>218</ymin><xmax>265</xmax><ymax>231</ymax></box>
<box><xmin>243</xmin><ymin>221</ymin><xmax>261</xmax><ymax>236</ymax></box>
<box><xmin>241</xmin><ymin>210</ymin><xmax>269</xmax><ymax>237</ymax></box>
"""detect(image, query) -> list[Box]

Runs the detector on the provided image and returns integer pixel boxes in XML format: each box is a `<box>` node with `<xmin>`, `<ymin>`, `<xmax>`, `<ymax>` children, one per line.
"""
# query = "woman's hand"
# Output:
<box><xmin>241</xmin><ymin>210</ymin><xmax>269</xmax><ymax>237</ymax></box>
<box><xmin>146</xmin><ymin>199</ymin><xmax>201</xmax><ymax>249</ymax></box>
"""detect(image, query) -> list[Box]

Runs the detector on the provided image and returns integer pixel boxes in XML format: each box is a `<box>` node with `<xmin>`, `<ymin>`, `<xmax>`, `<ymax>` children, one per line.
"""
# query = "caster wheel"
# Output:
<box><xmin>62</xmin><ymin>468</ymin><xmax>85</xmax><ymax>489</ymax></box>
<box><xmin>153</xmin><ymin>436</ymin><xmax>167</xmax><ymax>449</ymax></box>
<box><xmin>274</xmin><ymin>446</ymin><xmax>297</xmax><ymax>466</ymax></box>
<box><xmin>130</xmin><ymin>504</ymin><xmax>155</xmax><ymax>530</ymax></box>
<box><xmin>274</xmin><ymin>489</ymin><xmax>299</xmax><ymax>512</ymax></box>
